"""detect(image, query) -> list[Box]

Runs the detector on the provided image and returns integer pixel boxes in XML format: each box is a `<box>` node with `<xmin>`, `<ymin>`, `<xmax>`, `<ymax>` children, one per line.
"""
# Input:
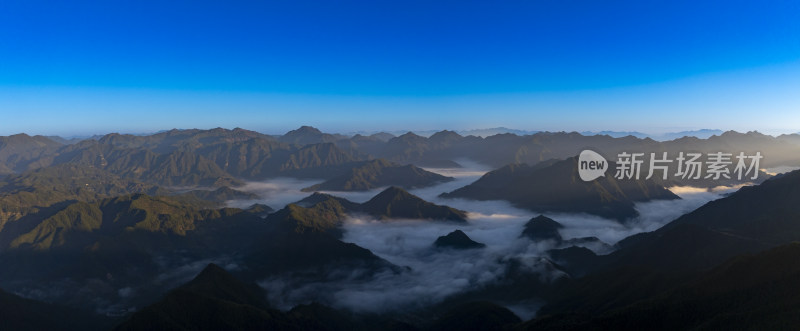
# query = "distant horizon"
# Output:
<box><xmin>7</xmin><ymin>125</ymin><xmax>798</xmax><ymax>141</ymax></box>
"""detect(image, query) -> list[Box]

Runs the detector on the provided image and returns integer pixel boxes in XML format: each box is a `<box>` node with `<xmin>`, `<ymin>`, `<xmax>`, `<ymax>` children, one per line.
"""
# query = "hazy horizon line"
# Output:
<box><xmin>5</xmin><ymin>126</ymin><xmax>798</xmax><ymax>141</ymax></box>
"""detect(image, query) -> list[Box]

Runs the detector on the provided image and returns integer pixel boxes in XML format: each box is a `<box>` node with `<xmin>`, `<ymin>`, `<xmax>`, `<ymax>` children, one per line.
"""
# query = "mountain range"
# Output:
<box><xmin>2</xmin><ymin>127</ymin><xmax>800</xmax><ymax>329</ymax></box>
<box><xmin>3</xmin><ymin>127</ymin><xmax>798</xmax><ymax>189</ymax></box>
<box><xmin>0</xmin><ymin>182</ymin><xmax>468</xmax><ymax>316</ymax></box>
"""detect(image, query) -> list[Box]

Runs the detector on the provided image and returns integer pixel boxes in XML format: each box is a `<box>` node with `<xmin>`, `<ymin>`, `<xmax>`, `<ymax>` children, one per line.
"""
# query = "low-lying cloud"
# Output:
<box><xmin>233</xmin><ymin>160</ymin><xmax>737</xmax><ymax>315</ymax></box>
<box><xmin>227</xmin><ymin>177</ymin><xmax>323</xmax><ymax>209</ymax></box>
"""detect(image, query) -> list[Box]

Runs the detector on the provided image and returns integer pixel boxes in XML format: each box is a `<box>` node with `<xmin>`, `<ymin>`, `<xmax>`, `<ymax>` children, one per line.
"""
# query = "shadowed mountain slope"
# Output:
<box><xmin>441</xmin><ymin>158</ymin><xmax>678</xmax><ymax>221</ymax></box>
<box><xmin>302</xmin><ymin>159</ymin><xmax>453</xmax><ymax>192</ymax></box>
<box><xmin>434</xmin><ymin>230</ymin><xmax>486</xmax><ymax>250</ymax></box>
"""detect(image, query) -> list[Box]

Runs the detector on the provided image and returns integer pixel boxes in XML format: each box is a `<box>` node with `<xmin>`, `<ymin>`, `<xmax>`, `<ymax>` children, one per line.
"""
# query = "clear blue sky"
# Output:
<box><xmin>1</xmin><ymin>0</ymin><xmax>799</xmax><ymax>136</ymax></box>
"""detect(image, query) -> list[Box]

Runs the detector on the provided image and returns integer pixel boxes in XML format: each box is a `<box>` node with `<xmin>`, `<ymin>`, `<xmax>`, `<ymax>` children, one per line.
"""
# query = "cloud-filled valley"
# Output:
<box><xmin>229</xmin><ymin>159</ymin><xmax>734</xmax><ymax>316</ymax></box>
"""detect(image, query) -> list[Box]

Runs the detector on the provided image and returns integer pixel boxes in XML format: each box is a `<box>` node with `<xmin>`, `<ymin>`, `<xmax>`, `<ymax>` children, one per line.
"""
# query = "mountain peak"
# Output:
<box><xmin>396</xmin><ymin>132</ymin><xmax>424</xmax><ymax>140</ymax></box>
<box><xmin>521</xmin><ymin>215</ymin><xmax>564</xmax><ymax>243</ymax></box>
<box><xmin>185</xmin><ymin>263</ymin><xmax>231</xmax><ymax>286</ymax></box>
<box><xmin>278</xmin><ymin>126</ymin><xmax>349</xmax><ymax>146</ymax></box>
<box><xmin>286</xmin><ymin>126</ymin><xmax>323</xmax><ymax>135</ymax></box>
<box><xmin>430</xmin><ymin>130</ymin><xmax>463</xmax><ymax>139</ymax></box>
<box><xmin>5</xmin><ymin>133</ymin><xmax>32</xmax><ymax>141</ymax></box>
<box><xmin>370</xmin><ymin>186</ymin><xmax>414</xmax><ymax>201</ymax></box>
<box><xmin>296</xmin><ymin>192</ymin><xmax>336</xmax><ymax>206</ymax></box>
<box><xmin>434</xmin><ymin>230</ymin><xmax>486</xmax><ymax>249</ymax></box>
<box><xmin>361</xmin><ymin>186</ymin><xmax>467</xmax><ymax>222</ymax></box>
<box><xmin>294</xmin><ymin>192</ymin><xmax>359</xmax><ymax>210</ymax></box>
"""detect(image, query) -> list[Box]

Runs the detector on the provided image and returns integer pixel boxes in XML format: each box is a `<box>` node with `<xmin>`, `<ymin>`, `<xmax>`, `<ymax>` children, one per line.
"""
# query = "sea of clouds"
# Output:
<box><xmin>232</xmin><ymin>159</ymin><xmax>738</xmax><ymax>317</ymax></box>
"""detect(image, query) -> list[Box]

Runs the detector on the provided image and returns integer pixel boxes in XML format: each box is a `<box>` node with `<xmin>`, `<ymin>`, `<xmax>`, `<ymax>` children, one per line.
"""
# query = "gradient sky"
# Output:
<box><xmin>1</xmin><ymin>0</ymin><xmax>799</xmax><ymax>136</ymax></box>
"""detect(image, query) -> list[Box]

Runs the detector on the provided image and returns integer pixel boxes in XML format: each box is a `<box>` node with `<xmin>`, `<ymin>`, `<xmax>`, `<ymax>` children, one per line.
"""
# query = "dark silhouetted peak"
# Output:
<box><xmin>659</xmin><ymin>167</ymin><xmax>800</xmax><ymax>245</ymax></box>
<box><xmin>114</xmin><ymin>262</ymin><xmax>294</xmax><ymax>330</ymax></box>
<box><xmin>434</xmin><ymin>230</ymin><xmax>486</xmax><ymax>249</ymax></box>
<box><xmin>180</xmin><ymin>263</ymin><xmax>269</xmax><ymax>308</ymax></box>
<box><xmin>429</xmin><ymin>130</ymin><xmax>463</xmax><ymax>143</ymax></box>
<box><xmin>398</xmin><ymin>132</ymin><xmax>423</xmax><ymax>140</ymax></box>
<box><xmin>278</xmin><ymin>126</ymin><xmax>349</xmax><ymax>146</ymax></box>
<box><xmin>361</xmin><ymin>186</ymin><xmax>467</xmax><ymax>222</ymax></box>
<box><xmin>286</xmin><ymin>126</ymin><xmax>323</xmax><ymax>135</ymax></box>
<box><xmin>544</xmin><ymin>243</ymin><xmax>800</xmax><ymax>330</ymax></box>
<box><xmin>366</xmin><ymin>186</ymin><xmax>415</xmax><ymax>204</ymax></box>
<box><xmin>521</xmin><ymin>215</ymin><xmax>564</xmax><ymax>243</ymax></box>
<box><xmin>185</xmin><ymin>263</ymin><xmax>228</xmax><ymax>285</ymax></box>
<box><xmin>294</xmin><ymin>192</ymin><xmax>360</xmax><ymax>210</ymax></box>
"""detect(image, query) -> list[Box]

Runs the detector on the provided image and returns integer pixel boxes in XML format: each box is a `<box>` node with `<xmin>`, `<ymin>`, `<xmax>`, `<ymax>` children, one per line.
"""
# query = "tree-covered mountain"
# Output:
<box><xmin>287</xmin><ymin>187</ymin><xmax>467</xmax><ymax>225</ymax></box>
<box><xmin>302</xmin><ymin>158</ymin><xmax>453</xmax><ymax>192</ymax></box>
<box><xmin>0</xmin><ymin>164</ymin><xmax>166</xmax><ymax>207</ymax></box>
<box><xmin>1</xmin><ymin>128</ymin><xmax>792</xmax><ymax>189</ymax></box>
<box><xmin>360</xmin><ymin>186</ymin><xmax>467</xmax><ymax>222</ymax></box>
<box><xmin>0</xmin><ymin>164</ymin><xmax>170</xmax><ymax>234</ymax></box>
<box><xmin>0</xmin><ymin>133</ymin><xmax>63</xmax><ymax>174</ymax></box>
<box><xmin>0</xmin><ymin>188</ymin><xmax>403</xmax><ymax>315</ymax></box>
<box><xmin>521</xmin><ymin>169</ymin><xmax>800</xmax><ymax>328</ymax></box>
<box><xmin>114</xmin><ymin>263</ymin><xmax>301</xmax><ymax>331</ymax></box>
<box><xmin>43</xmin><ymin>140</ymin><xmax>243</xmax><ymax>187</ymax></box>
<box><xmin>2</xmin><ymin>127</ymin><xmax>800</xmax><ymax>329</ymax></box>
<box><xmin>1</xmin><ymin>181</ymin><xmax>441</xmax><ymax>316</ymax></box>
<box><xmin>0</xmin><ymin>193</ymin><xmax>274</xmax><ymax>312</ymax></box>
<box><xmin>591</xmin><ymin>169</ymin><xmax>800</xmax><ymax>274</ymax></box>
<box><xmin>278</xmin><ymin>125</ymin><xmax>349</xmax><ymax>146</ymax></box>
<box><xmin>524</xmin><ymin>243</ymin><xmax>800</xmax><ymax>330</ymax></box>
<box><xmin>115</xmin><ymin>263</ymin><xmax>529</xmax><ymax>331</ymax></box>
<box><xmin>0</xmin><ymin>128</ymin><xmax>371</xmax><ymax>188</ymax></box>
<box><xmin>114</xmin><ymin>263</ymin><xmax>428</xmax><ymax>331</ymax></box>
<box><xmin>239</xmin><ymin>187</ymin><xmax>467</xmax><ymax>279</ymax></box>
<box><xmin>328</xmin><ymin>128</ymin><xmax>800</xmax><ymax>172</ymax></box>
<box><xmin>243</xmin><ymin>191</ymin><xmax>402</xmax><ymax>281</ymax></box>
<box><xmin>266</xmin><ymin>194</ymin><xmax>354</xmax><ymax>236</ymax></box>
<box><xmin>441</xmin><ymin>158</ymin><xmax>679</xmax><ymax>221</ymax></box>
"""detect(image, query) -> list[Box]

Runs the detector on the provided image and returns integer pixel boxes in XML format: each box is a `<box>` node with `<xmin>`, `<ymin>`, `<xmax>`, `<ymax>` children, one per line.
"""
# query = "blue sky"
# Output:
<box><xmin>1</xmin><ymin>0</ymin><xmax>799</xmax><ymax>136</ymax></box>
